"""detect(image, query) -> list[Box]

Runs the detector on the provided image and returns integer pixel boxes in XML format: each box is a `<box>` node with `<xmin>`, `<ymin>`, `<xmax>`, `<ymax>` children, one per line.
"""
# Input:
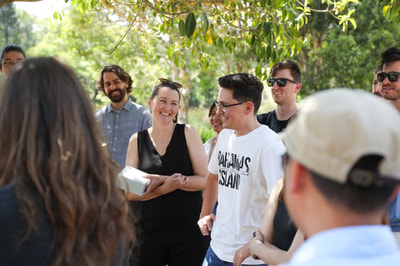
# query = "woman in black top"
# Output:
<box><xmin>125</xmin><ymin>79</ymin><xmax>209</xmax><ymax>266</ymax></box>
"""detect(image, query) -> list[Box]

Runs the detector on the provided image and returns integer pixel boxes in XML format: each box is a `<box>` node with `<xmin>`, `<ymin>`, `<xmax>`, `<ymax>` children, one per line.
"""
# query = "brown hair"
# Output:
<box><xmin>96</xmin><ymin>64</ymin><xmax>133</xmax><ymax>94</ymax></box>
<box><xmin>0</xmin><ymin>57</ymin><xmax>132</xmax><ymax>265</ymax></box>
<box><xmin>150</xmin><ymin>79</ymin><xmax>182</xmax><ymax>123</ymax></box>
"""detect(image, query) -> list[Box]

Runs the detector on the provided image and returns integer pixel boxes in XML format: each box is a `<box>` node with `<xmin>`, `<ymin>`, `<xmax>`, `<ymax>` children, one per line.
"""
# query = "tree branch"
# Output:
<box><xmin>0</xmin><ymin>0</ymin><xmax>42</xmax><ymax>9</ymax></box>
<box><xmin>108</xmin><ymin>0</ymin><xmax>144</xmax><ymax>55</ymax></box>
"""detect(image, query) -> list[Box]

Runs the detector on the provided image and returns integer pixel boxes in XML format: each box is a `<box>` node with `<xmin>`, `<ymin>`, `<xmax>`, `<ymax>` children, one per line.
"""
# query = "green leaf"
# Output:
<box><xmin>201</xmin><ymin>12</ymin><xmax>209</xmax><ymax>34</ymax></box>
<box><xmin>255</xmin><ymin>64</ymin><xmax>261</xmax><ymax>76</ymax></box>
<box><xmin>185</xmin><ymin>13</ymin><xmax>197</xmax><ymax>37</ymax></box>
<box><xmin>179</xmin><ymin>19</ymin><xmax>185</xmax><ymax>36</ymax></box>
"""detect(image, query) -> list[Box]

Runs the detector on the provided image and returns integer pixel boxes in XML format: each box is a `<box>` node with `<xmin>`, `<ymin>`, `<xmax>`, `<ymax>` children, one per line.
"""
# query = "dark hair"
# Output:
<box><xmin>0</xmin><ymin>57</ymin><xmax>132</xmax><ymax>266</ymax></box>
<box><xmin>379</xmin><ymin>47</ymin><xmax>400</xmax><ymax>68</ymax></box>
<box><xmin>270</xmin><ymin>60</ymin><xmax>302</xmax><ymax>83</ymax></box>
<box><xmin>309</xmin><ymin>155</ymin><xmax>396</xmax><ymax>214</ymax></box>
<box><xmin>149</xmin><ymin>80</ymin><xmax>181</xmax><ymax>123</ymax></box>
<box><xmin>96</xmin><ymin>64</ymin><xmax>133</xmax><ymax>94</ymax></box>
<box><xmin>218</xmin><ymin>73</ymin><xmax>264</xmax><ymax>114</ymax></box>
<box><xmin>208</xmin><ymin>101</ymin><xmax>217</xmax><ymax>117</ymax></box>
<box><xmin>1</xmin><ymin>44</ymin><xmax>26</xmax><ymax>60</ymax></box>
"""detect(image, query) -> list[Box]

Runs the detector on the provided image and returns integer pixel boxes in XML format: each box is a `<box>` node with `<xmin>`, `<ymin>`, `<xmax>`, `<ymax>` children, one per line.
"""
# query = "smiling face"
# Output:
<box><xmin>216</xmin><ymin>87</ymin><xmax>246</xmax><ymax>130</ymax></box>
<box><xmin>209</xmin><ymin>104</ymin><xmax>223</xmax><ymax>134</ymax></box>
<box><xmin>270</xmin><ymin>68</ymin><xmax>300</xmax><ymax>105</ymax></box>
<box><xmin>149</xmin><ymin>86</ymin><xmax>180</xmax><ymax>125</ymax></box>
<box><xmin>103</xmin><ymin>72</ymin><xmax>128</xmax><ymax>103</ymax></box>
<box><xmin>381</xmin><ymin>61</ymin><xmax>400</xmax><ymax>102</ymax></box>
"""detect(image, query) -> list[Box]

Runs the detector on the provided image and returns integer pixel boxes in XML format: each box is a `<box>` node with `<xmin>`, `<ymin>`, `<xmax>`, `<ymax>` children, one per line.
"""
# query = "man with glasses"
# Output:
<box><xmin>0</xmin><ymin>44</ymin><xmax>25</xmax><ymax>78</ymax></box>
<box><xmin>257</xmin><ymin>60</ymin><xmax>302</xmax><ymax>133</ymax></box>
<box><xmin>198</xmin><ymin>73</ymin><xmax>285</xmax><ymax>266</ymax></box>
<box><xmin>378</xmin><ymin>47</ymin><xmax>400</xmax><ymax>247</ymax></box>
<box><xmin>95</xmin><ymin>64</ymin><xmax>151</xmax><ymax>169</ymax></box>
<box><xmin>280</xmin><ymin>89</ymin><xmax>400</xmax><ymax>266</ymax></box>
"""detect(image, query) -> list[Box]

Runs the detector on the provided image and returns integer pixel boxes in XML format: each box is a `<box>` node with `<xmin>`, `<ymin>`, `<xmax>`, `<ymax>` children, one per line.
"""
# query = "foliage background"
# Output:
<box><xmin>1</xmin><ymin>0</ymin><xmax>400</xmax><ymax>140</ymax></box>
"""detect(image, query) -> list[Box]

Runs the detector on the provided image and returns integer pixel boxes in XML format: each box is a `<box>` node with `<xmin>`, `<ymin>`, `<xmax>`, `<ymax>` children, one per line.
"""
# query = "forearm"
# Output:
<box><xmin>180</xmin><ymin>174</ymin><xmax>207</xmax><ymax>191</ymax></box>
<box><xmin>126</xmin><ymin>186</ymin><xmax>167</xmax><ymax>201</ymax></box>
<box><xmin>200</xmin><ymin>173</ymin><xmax>218</xmax><ymax>217</ymax></box>
<box><xmin>250</xmin><ymin>240</ymin><xmax>292</xmax><ymax>265</ymax></box>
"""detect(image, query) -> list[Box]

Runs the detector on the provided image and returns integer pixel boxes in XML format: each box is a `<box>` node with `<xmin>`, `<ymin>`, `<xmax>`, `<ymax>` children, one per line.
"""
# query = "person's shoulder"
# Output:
<box><xmin>182</xmin><ymin>123</ymin><xmax>201</xmax><ymax>137</ymax></box>
<box><xmin>126</xmin><ymin>100</ymin><xmax>150</xmax><ymax>115</ymax></box>
<box><xmin>219</xmin><ymin>128</ymin><xmax>234</xmax><ymax>138</ymax></box>
<box><xmin>257</xmin><ymin>124</ymin><xmax>280</xmax><ymax>137</ymax></box>
<box><xmin>257</xmin><ymin>110</ymin><xmax>275</xmax><ymax>123</ymax></box>
<box><xmin>95</xmin><ymin>105</ymin><xmax>108</xmax><ymax>117</ymax></box>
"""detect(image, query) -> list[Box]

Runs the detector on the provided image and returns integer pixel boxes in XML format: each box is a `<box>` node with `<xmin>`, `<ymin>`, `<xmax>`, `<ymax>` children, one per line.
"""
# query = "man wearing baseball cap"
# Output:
<box><xmin>279</xmin><ymin>89</ymin><xmax>400</xmax><ymax>266</ymax></box>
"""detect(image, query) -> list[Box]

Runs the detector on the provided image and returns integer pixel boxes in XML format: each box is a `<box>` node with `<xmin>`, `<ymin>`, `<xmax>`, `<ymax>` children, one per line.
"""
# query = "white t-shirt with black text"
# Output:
<box><xmin>208</xmin><ymin>126</ymin><xmax>285</xmax><ymax>264</ymax></box>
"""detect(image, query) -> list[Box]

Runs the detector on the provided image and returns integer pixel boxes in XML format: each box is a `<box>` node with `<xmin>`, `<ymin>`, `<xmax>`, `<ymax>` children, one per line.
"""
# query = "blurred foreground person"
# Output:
<box><xmin>0</xmin><ymin>57</ymin><xmax>132</xmax><ymax>266</ymax></box>
<box><xmin>280</xmin><ymin>89</ymin><xmax>400</xmax><ymax>266</ymax></box>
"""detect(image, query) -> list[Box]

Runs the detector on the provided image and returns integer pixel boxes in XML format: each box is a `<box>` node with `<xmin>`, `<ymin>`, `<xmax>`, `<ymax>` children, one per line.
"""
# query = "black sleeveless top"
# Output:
<box><xmin>135</xmin><ymin>124</ymin><xmax>203</xmax><ymax>240</ymax></box>
<box><xmin>272</xmin><ymin>199</ymin><xmax>297</xmax><ymax>251</ymax></box>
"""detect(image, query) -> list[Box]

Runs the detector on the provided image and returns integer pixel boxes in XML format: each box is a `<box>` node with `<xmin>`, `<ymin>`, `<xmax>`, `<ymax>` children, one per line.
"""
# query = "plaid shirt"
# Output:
<box><xmin>96</xmin><ymin>98</ymin><xmax>152</xmax><ymax>169</ymax></box>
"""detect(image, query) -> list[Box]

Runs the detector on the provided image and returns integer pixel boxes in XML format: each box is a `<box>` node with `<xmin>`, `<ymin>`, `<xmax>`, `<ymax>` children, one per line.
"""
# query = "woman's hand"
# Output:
<box><xmin>233</xmin><ymin>242</ymin><xmax>251</xmax><ymax>266</ymax></box>
<box><xmin>160</xmin><ymin>173</ymin><xmax>188</xmax><ymax>194</ymax></box>
<box><xmin>143</xmin><ymin>174</ymin><xmax>166</xmax><ymax>194</ymax></box>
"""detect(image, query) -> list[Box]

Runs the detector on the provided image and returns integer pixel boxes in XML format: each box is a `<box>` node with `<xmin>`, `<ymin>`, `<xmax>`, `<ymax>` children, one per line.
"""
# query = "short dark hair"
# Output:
<box><xmin>270</xmin><ymin>60</ymin><xmax>302</xmax><ymax>83</ymax></box>
<box><xmin>379</xmin><ymin>47</ymin><xmax>400</xmax><ymax>68</ymax></box>
<box><xmin>218</xmin><ymin>73</ymin><xmax>264</xmax><ymax>114</ymax></box>
<box><xmin>309</xmin><ymin>155</ymin><xmax>396</xmax><ymax>214</ymax></box>
<box><xmin>208</xmin><ymin>101</ymin><xmax>217</xmax><ymax>117</ymax></box>
<box><xmin>96</xmin><ymin>64</ymin><xmax>133</xmax><ymax>94</ymax></box>
<box><xmin>1</xmin><ymin>44</ymin><xmax>26</xmax><ymax>60</ymax></box>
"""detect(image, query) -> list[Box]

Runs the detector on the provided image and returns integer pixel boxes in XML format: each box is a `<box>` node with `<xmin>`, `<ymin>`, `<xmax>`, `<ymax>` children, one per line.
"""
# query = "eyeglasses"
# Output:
<box><xmin>267</xmin><ymin>78</ymin><xmax>297</xmax><ymax>87</ymax></box>
<box><xmin>158</xmin><ymin>78</ymin><xmax>183</xmax><ymax>89</ymax></box>
<box><xmin>376</xmin><ymin>72</ymin><xmax>400</xmax><ymax>82</ymax></box>
<box><xmin>215</xmin><ymin>101</ymin><xmax>242</xmax><ymax>112</ymax></box>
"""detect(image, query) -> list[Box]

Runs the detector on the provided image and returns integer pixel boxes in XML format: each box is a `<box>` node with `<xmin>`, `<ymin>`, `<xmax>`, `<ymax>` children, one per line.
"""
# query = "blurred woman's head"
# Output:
<box><xmin>0</xmin><ymin>57</ymin><xmax>131</xmax><ymax>266</ymax></box>
<box><xmin>208</xmin><ymin>102</ymin><xmax>223</xmax><ymax>134</ymax></box>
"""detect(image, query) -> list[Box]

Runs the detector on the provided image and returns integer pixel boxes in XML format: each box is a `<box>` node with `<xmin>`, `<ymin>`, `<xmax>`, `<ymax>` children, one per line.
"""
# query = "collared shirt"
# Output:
<box><xmin>389</xmin><ymin>193</ymin><xmax>400</xmax><ymax>232</ymax></box>
<box><xmin>95</xmin><ymin>98</ymin><xmax>152</xmax><ymax>169</ymax></box>
<box><xmin>279</xmin><ymin>225</ymin><xmax>400</xmax><ymax>266</ymax></box>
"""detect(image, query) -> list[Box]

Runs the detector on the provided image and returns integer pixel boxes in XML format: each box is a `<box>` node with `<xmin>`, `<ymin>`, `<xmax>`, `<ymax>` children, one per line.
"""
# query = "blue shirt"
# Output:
<box><xmin>389</xmin><ymin>193</ymin><xmax>400</xmax><ymax>232</ymax></box>
<box><xmin>96</xmin><ymin>98</ymin><xmax>152</xmax><ymax>169</ymax></box>
<box><xmin>279</xmin><ymin>225</ymin><xmax>400</xmax><ymax>266</ymax></box>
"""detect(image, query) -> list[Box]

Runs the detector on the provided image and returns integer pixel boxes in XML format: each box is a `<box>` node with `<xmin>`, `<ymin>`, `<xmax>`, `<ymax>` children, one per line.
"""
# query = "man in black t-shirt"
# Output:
<box><xmin>257</xmin><ymin>60</ymin><xmax>302</xmax><ymax>133</ymax></box>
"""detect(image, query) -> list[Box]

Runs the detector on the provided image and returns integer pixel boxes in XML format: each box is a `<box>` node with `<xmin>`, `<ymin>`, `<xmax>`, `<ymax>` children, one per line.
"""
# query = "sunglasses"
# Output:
<box><xmin>158</xmin><ymin>78</ymin><xmax>183</xmax><ymax>89</ymax></box>
<box><xmin>267</xmin><ymin>78</ymin><xmax>297</xmax><ymax>87</ymax></box>
<box><xmin>376</xmin><ymin>72</ymin><xmax>400</xmax><ymax>82</ymax></box>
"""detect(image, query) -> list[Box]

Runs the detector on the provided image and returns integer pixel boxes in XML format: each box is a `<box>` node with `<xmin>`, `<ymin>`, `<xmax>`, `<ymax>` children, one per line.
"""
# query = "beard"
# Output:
<box><xmin>107</xmin><ymin>88</ymin><xmax>126</xmax><ymax>103</ymax></box>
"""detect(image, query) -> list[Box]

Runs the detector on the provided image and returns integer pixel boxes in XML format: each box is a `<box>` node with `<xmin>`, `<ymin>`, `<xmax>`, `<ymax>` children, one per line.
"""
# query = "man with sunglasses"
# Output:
<box><xmin>198</xmin><ymin>73</ymin><xmax>285</xmax><ymax>266</ymax></box>
<box><xmin>379</xmin><ymin>47</ymin><xmax>400</xmax><ymax>111</ymax></box>
<box><xmin>95</xmin><ymin>65</ymin><xmax>152</xmax><ymax>169</ymax></box>
<box><xmin>378</xmin><ymin>47</ymin><xmax>400</xmax><ymax>247</ymax></box>
<box><xmin>257</xmin><ymin>60</ymin><xmax>302</xmax><ymax>133</ymax></box>
<box><xmin>280</xmin><ymin>89</ymin><xmax>400</xmax><ymax>266</ymax></box>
